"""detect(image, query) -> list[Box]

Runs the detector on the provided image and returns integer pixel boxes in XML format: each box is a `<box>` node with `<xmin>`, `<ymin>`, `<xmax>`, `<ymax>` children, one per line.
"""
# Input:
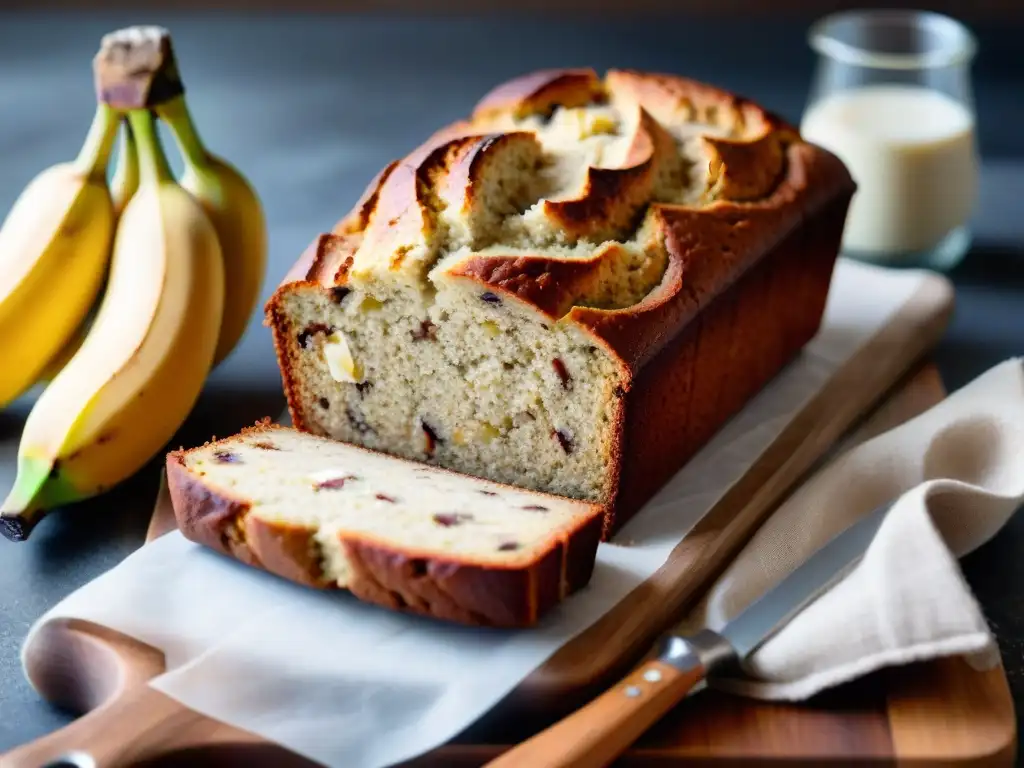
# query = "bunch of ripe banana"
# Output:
<box><xmin>0</xmin><ymin>26</ymin><xmax>267</xmax><ymax>542</ymax></box>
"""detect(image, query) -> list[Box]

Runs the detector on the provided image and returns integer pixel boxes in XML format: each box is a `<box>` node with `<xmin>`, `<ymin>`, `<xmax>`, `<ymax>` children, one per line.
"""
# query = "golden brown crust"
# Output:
<box><xmin>265</xmin><ymin>67</ymin><xmax>856</xmax><ymax>539</ymax></box>
<box><xmin>565</xmin><ymin>140</ymin><xmax>853</xmax><ymax>372</ymax></box>
<box><xmin>332</xmin><ymin>160</ymin><xmax>400</xmax><ymax>236</ymax></box>
<box><xmin>264</xmin><ymin>291</ymin><xmax>313</xmax><ymax>434</ymax></box>
<box><xmin>446</xmin><ymin>250</ymin><xmax>606</xmax><ymax>318</ymax></box>
<box><xmin>166</xmin><ymin>453</ymin><xmax>257</xmax><ymax>567</ymax></box>
<box><xmin>353</xmin><ymin>133</ymin><xmax>490</xmax><ymax>274</ymax></box>
<box><xmin>541</xmin><ymin>107</ymin><xmax>670</xmax><ymax>243</ymax></box>
<box><xmin>442</xmin><ymin>131</ymin><xmax>539</xmax><ymax>219</ymax></box>
<box><xmin>270</xmin><ymin>69</ymin><xmax>853</xmax><ymax>372</ymax></box>
<box><xmin>279</xmin><ymin>233</ymin><xmax>357</xmax><ymax>287</ymax></box>
<box><xmin>472</xmin><ymin>67</ymin><xmax>605</xmax><ymax>121</ymax></box>
<box><xmin>244</xmin><ymin>516</ymin><xmax>328</xmax><ymax>589</ymax></box>
<box><xmin>338</xmin><ymin>519</ymin><xmax>602</xmax><ymax>627</ymax></box>
<box><xmin>701</xmin><ymin>131</ymin><xmax>788</xmax><ymax>203</ymax></box>
<box><xmin>265</xmin><ymin>234</ymin><xmax>360</xmax><ymax>436</ymax></box>
<box><xmin>609</xmin><ymin>190</ymin><xmax>846</xmax><ymax>534</ymax></box>
<box><xmin>165</xmin><ymin>426</ymin><xmax>604</xmax><ymax>627</ymax></box>
<box><xmin>603</xmin><ymin>68</ymin><xmax>795</xmax><ymax>137</ymax></box>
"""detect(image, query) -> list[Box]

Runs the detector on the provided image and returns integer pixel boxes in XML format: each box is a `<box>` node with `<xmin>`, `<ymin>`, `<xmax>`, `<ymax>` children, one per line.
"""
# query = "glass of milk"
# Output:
<box><xmin>801</xmin><ymin>10</ymin><xmax>979</xmax><ymax>270</ymax></box>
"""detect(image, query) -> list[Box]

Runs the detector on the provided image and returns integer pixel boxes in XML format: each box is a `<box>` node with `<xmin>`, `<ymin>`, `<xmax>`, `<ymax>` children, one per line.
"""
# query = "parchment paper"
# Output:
<box><xmin>24</xmin><ymin>259</ymin><xmax>927</xmax><ymax>768</ymax></box>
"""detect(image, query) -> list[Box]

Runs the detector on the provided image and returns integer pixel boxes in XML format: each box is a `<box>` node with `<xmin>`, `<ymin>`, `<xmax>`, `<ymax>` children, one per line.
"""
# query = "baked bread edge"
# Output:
<box><xmin>165</xmin><ymin>424</ymin><xmax>605</xmax><ymax>628</ymax></box>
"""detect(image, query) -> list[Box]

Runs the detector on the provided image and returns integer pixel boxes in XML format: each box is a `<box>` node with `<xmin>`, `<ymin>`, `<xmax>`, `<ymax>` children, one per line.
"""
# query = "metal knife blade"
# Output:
<box><xmin>657</xmin><ymin>499</ymin><xmax>894</xmax><ymax>675</ymax></box>
<box><xmin>484</xmin><ymin>501</ymin><xmax>895</xmax><ymax>768</ymax></box>
<box><xmin>718</xmin><ymin>498</ymin><xmax>893</xmax><ymax>660</ymax></box>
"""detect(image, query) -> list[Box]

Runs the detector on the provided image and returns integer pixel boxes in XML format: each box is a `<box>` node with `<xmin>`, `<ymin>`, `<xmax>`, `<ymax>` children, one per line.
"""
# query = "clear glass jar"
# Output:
<box><xmin>800</xmin><ymin>10</ymin><xmax>979</xmax><ymax>271</ymax></box>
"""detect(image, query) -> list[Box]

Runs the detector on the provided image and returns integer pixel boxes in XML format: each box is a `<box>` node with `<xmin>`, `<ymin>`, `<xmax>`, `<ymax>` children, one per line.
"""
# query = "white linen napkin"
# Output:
<box><xmin>20</xmin><ymin>261</ymin><xmax>1000</xmax><ymax>768</ymax></box>
<box><xmin>682</xmin><ymin>357</ymin><xmax>1024</xmax><ymax>701</ymax></box>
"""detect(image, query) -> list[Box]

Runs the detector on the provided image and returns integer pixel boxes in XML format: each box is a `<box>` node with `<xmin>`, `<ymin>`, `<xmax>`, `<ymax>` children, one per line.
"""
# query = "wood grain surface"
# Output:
<box><xmin>414</xmin><ymin>361</ymin><xmax>1016</xmax><ymax>766</ymax></box>
<box><xmin>6</xmin><ymin>271</ymin><xmax>1012</xmax><ymax>767</ymax></box>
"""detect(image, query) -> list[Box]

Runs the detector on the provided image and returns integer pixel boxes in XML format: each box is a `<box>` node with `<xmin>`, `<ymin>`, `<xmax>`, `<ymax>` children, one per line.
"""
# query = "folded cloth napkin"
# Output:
<box><xmin>679</xmin><ymin>357</ymin><xmax>1024</xmax><ymax>701</ymax></box>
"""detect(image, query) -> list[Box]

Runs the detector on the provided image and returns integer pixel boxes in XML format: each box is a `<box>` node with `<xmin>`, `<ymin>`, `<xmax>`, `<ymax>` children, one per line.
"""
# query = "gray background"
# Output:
<box><xmin>1</xmin><ymin>11</ymin><xmax>1022</xmax><ymax>755</ymax></box>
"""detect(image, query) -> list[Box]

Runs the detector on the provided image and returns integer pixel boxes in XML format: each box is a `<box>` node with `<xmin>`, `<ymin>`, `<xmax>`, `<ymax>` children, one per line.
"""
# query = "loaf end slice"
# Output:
<box><xmin>166</xmin><ymin>421</ymin><xmax>604</xmax><ymax>627</ymax></box>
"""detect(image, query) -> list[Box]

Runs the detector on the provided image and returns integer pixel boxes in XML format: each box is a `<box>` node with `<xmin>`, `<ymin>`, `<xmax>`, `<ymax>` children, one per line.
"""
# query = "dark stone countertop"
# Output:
<box><xmin>0</xmin><ymin>11</ymin><xmax>1022</xmax><ymax>757</ymax></box>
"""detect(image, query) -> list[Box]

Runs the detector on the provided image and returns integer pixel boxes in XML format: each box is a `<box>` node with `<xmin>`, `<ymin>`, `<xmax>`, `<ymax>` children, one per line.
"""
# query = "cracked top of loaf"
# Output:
<box><xmin>279</xmin><ymin>68</ymin><xmax>854</xmax><ymax>370</ymax></box>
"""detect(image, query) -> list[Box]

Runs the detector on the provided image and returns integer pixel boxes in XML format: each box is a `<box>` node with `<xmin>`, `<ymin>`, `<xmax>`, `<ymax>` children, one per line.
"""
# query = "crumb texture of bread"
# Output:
<box><xmin>266</xmin><ymin>67</ymin><xmax>856</xmax><ymax>537</ymax></box>
<box><xmin>166</xmin><ymin>424</ymin><xmax>603</xmax><ymax>627</ymax></box>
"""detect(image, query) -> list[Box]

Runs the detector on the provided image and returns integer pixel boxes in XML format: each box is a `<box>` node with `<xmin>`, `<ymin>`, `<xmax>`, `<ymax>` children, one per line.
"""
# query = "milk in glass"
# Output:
<box><xmin>801</xmin><ymin>84</ymin><xmax>978</xmax><ymax>259</ymax></box>
<box><xmin>802</xmin><ymin>10</ymin><xmax>978</xmax><ymax>269</ymax></box>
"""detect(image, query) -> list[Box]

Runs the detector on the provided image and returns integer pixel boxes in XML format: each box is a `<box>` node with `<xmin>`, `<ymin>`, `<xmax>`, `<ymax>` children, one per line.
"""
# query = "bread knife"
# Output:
<box><xmin>484</xmin><ymin>500</ymin><xmax>893</xmax><ymax>768</ymax></box>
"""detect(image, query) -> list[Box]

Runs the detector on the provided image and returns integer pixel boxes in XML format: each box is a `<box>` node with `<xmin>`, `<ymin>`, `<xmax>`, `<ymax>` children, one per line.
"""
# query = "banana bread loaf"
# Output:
<box><xmin>166</xmin><ymin>421</ymin><xmax>603</xmax><ymax>627</ymax></box>
<box><xmin>266</xmin><ymin>68</ymin><xmax>856</xmax><ymax>539</ymax></box>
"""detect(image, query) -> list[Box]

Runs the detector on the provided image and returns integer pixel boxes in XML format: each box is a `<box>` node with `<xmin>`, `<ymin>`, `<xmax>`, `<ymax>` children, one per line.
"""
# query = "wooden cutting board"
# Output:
<box><xmin>6</xmin><ymin>271</ymin><xmax>1012</xmax><ymax>766</ymax></box>
<box><xmin>424</xmin><ymin>361</ymin><xmax>1017</xmax><ymax>767</ymax></box>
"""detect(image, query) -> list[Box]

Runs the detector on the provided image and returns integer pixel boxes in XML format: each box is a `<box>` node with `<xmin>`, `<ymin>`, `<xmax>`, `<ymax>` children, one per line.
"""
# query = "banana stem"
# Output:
<box><xmin>113</xmin><ymin>120</ymin><xmax>139</xmax><ymax>187</ymax></box>
<box><xmin>127</xmin><ymin>109</ymin><xmax>174</xmax><ymax>186</ymax></box>
<box><xmin>111</xmin><ymin>119</ymin><xmax>140</xmax><ymax>215</ymax></box>
<box><xmin>157</xmin><ymin>95</ymin><xmax>211</xmax><ymax>171</ymax></box>
<box><xmin>73</xmin><ymin>103</ymin><xmax>120</xmax><ymax>180</ymax></box>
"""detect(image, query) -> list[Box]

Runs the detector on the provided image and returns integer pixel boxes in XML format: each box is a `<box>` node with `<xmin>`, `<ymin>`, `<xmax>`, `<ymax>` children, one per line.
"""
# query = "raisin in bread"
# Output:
<box><xmin>166</xmin><ymin>422</ymin><xmax>603</xmax><ymax>627</ymax></box>
<box><xmin>266</xmin><ymin>67</ymin><xmax>856</xmax><ymax>539</ymax></box>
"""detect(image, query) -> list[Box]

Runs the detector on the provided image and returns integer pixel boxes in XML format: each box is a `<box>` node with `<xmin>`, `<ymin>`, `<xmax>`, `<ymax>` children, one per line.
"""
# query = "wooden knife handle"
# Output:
<box><xmin>485</xmin><ymin>631</ymin><xmax>734</xmax><ymax>768</ymax></box>
<box><xmin>1</xmin><ymin>683</ymin><xmax>230</xmax><ymax>768</ymax></box>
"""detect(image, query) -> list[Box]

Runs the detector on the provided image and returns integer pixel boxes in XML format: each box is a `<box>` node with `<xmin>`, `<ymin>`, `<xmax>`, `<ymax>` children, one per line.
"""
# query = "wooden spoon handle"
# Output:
<box><xmin>485</xmin><ymin>631</ymin><xmax>735</xmax><ymax>768</ymax></box>
<box><xmin>2</xmin><ymin>683</ymin><xmax>221</xmax><ymax>768</ymax></box>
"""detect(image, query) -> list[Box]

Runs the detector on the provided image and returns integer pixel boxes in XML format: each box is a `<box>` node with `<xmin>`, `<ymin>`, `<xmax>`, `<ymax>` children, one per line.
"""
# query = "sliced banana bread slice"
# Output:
<box><xmin>165</xmin><ymin>421</ymin><xmax>604</xmax><ymax>627</ymax></box>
